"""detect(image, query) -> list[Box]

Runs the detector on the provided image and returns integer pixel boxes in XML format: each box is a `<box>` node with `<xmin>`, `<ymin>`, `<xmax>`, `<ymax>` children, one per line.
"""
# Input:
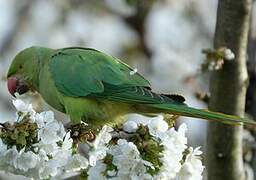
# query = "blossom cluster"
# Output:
<box><xmin>0</xmin><ymin>100</ymin><xmax>204</xmax><ymax>179</ymax></box>
<box><xmin>0</xmin><ymin>99</ymin><xmax>88</xmax><ymax>179</ymax></box>
<box><xmin>87</xmin><ymin>116</ymin><xmax>204</xmax><ymax>180</ymax></box>
<box><xmin>201</xmin><ymin>47</ymin><xmax>235</xmax><ymax>71</ymax></box>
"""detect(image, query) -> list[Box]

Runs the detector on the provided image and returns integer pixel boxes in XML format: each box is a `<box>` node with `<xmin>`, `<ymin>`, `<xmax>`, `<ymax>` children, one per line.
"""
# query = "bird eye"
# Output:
<box><xmin>19</xmin><ymin>65</ymin><xmax>23</xmax><ymax>69</ymax></box>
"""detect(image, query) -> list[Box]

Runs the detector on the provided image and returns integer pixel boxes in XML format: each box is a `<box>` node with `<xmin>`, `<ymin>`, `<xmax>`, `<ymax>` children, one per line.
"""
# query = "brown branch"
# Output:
<box><xmin>206</xmin><ymin>0</ymin><xmax>252</xmax><ymax>180</ymax></box>
<box><xmin>245</xmin><ymin>2</ymin><xmax>256</xmax><ymax>178</ymax></box>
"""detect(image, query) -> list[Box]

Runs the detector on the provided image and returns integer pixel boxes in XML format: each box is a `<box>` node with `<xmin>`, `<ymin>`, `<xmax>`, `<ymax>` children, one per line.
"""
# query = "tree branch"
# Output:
<box><xmin>206</xmin><ymin>0</ymin><xmax>252</xmax><ymax>180</ymax></box>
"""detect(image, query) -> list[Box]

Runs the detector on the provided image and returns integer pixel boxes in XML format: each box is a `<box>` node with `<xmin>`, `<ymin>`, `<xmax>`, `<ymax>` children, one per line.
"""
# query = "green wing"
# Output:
<box><xmin>49</xmin><ymin>47</ymin><xmax>185</xmax><ymax>105</ymax></box>
<box><xmin>49</xmin><ymin>47</ymin><xmax>151</xmax><ymax>97</ymax></box>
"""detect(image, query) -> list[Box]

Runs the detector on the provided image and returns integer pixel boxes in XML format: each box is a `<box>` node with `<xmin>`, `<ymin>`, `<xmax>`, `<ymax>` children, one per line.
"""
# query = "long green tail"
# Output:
<box><xmin>149</xmin><ymin>103</ymin><xmax>256</xmax><ymax>125</ymax></box>
<box><xmin>92</xmin><ymin>84</ymin><xmax>255</xmax><ymax>125</ymax></box>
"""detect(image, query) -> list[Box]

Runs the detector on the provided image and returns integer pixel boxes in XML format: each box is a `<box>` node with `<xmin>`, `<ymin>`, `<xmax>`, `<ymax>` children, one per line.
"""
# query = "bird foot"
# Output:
<box><xmin>67</xmin><ymin>123</ymin><xmax>96</xmax><ymax>143</ymax></box>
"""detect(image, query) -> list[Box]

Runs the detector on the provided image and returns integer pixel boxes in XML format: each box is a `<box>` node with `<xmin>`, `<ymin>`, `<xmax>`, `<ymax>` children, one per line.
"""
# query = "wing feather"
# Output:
<box><xmin>49</xmin><ymin>47</ymin><xmax>150</xmax><ymax>97</ymax></box>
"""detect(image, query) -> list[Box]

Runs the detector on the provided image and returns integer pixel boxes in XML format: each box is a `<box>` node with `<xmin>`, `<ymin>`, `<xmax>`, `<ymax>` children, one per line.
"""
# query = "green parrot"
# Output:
<box><xmin>7</xmin><ymin>46</ymin><xmax>256</xmax><ymax>129</ymax></box>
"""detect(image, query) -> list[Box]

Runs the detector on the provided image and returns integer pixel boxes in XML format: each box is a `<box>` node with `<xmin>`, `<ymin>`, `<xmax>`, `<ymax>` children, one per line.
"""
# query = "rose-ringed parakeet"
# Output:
<box><xmin>7</xmin><ymin>46</ymin><xmax>256</xmax><ymax>129</ymax></box>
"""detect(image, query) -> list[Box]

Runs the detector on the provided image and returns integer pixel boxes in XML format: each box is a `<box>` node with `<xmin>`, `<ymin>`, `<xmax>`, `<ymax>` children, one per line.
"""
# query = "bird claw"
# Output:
<box><xmin>67</xmin><ymin>123</ymin><xmax>96</xmax><ymax>143</ymax></box>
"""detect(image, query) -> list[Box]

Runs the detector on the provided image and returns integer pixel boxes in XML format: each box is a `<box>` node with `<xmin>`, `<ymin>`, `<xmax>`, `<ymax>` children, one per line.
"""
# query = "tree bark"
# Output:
<box><xmin>207</xmin><ymin>0</ymin><xmax>252</xmax><ymax>180</ymax></box>
<box><xmin>246</xmin><ymin>2</ymin><xmax>256</xmax><ymax>178</ymax></box>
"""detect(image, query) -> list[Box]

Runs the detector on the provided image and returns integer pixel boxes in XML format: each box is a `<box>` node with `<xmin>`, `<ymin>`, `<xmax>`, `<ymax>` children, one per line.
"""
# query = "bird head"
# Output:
<box><xmin>7</xmin><ymin>46</ymin><xmax>43</xmax><ymax>97</ymax></box>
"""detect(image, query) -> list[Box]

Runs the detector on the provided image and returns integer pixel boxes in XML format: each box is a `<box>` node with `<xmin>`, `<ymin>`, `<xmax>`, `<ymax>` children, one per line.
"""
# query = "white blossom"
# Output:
<box><xmin>2</xmin><ymin>146</ymin><xmax>19</xmax><ymax>167</ymax></box>
<box><xmin>39</xmin><ymin>162</ymin><xmax>58</xmax><ymax>179</ymax></box>
<box><xmin>177</xmin><ymin>147</ymin><xmax>204</xmax><ymax>180</ymax></box>
<box><xmin>89</xmin><ymin>149</ymin><xmax>108</xmax><ymax>167</ymax></box>
<box><xmin>65</xmin><ymin>154</ymin><xmax>89</xmax><ymax>172</ymax></box>
<box><xmin>207</xmin><ymin>60</ymin><xmax>224</xmax><ymax>71</ymax></box>
<box><xmin>0</xmin><ymin>100</ymin><xmax>89</xmax><ymax>179</ymax></box>
<box><xmin>92</xmin><ymin>125</ymin><xmax>113</xmax><ymax>149</ymax></box>
<box><xmin>0</xmin><ymin>139</ymin><xmax>7</xmax><ymax>153</ymax></box>
<box><xmin>108</xmin><ymin>139</ymin><xmax>153</xmax><ymax>179</ymax></box>
<box><xmin>123</xmin><ymin>120</ymin><xmax>138</xmax><ymax>133</ymax></box>
<box><xmin>88</xmin><ymin>117</ymin><xmax>202</xmax><ymax>180</ymax></box>
<box><xmin>156</xmin><ymin>124</ymin><xmax>188</xmax><ymax>179</ymax></box>
<box><xmin>89</xmin><ymin>125</ymin><xmax>113</xmax><ymax>166</ymax></box>
<box><xmin>147</xmin><ymin>115</ymin><xmax>168</xmax><ymax>137</ymax></box>
<box><xmin>87</xmin><ymin>161</ymin><xmax>107</xmax><ymax>180</ymax></box>
<box><xmin>14</xmin><ymin>149</ymin><xmax>39</xmax><ymax>171</ymax></box>
<box><xmin>35</xmin><ymin>111</ymin><xmax>55</xmax><ymax>128</ymax></box>
<box><xmin>12</xmin><ymin>99</ymin><xmax>36</xmax><ymax>121</ymax></box>
<box><xmin>224</xmin><ymin>48</ymin><xmax>235</xmax><ymax>60</ymax></box>
<box><xmin>0</xmin><ymin>99</ymin><xmax>204</xmax><ymax>179</ymax></box>
<box><xmin>126</xmin><ymin>114</ymin><xmax>150</xmax><ymax>126</ymax></box>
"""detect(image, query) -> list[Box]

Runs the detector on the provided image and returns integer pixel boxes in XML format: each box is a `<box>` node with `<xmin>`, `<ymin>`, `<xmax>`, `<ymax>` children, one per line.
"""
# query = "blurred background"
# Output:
<box><xmin>0</xmin><ymin>0</ymin><xmax>217</xmax><ymax>144</ymax></box>
<box><xmin>2</xmin><ymin>0</ymin><xmax>256</xmax><ymax>179</ymax></box>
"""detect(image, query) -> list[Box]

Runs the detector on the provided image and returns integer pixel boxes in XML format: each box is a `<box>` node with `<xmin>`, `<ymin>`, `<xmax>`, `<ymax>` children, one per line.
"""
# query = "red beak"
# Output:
<box><xmin>7</xmin><ymin>77</ymin><xmax>17</xmax><ymax>97</ymax></box>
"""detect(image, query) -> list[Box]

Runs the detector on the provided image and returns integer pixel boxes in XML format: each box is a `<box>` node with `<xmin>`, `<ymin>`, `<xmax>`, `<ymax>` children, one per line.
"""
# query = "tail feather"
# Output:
<box><xmin>93</xmin><ymin>85</ymin><xmax>255</xmax><ymax>125</ymax></box>
<box><xmin>149</xmin><ymin>103</ymin><xmax>256</xmax><ymax>125</ymax></box>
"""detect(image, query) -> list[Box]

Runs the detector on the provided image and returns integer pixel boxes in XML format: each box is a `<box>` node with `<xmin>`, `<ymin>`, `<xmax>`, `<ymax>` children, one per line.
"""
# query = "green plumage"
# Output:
<box><xmin>50</xmin><ymin>47</ymin><xmax>150</xmax><ymax>97</ymax></box>
<box><xmin>7</xmin><ymin>46</ymin><xmax>256</xmax><ymax>128</ymax></box>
